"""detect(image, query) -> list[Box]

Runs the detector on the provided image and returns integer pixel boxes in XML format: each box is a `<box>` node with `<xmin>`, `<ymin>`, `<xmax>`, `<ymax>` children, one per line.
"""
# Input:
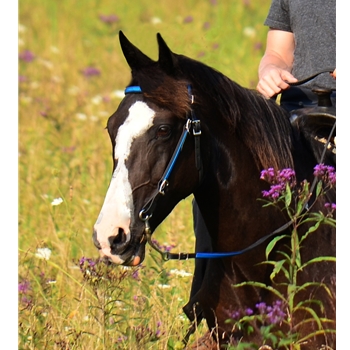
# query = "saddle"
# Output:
<box><xmin>289</xmin><ymin>89</ymin><xmax>336</xmax><ymax>161</ymax></box>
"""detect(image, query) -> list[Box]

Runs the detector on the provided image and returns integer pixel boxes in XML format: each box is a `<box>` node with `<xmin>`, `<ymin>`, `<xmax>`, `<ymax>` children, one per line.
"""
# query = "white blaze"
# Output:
<box><xmin>94</xmin><ymin>101</ymin><xmax>155</xmax><ymax>263</ymax></box>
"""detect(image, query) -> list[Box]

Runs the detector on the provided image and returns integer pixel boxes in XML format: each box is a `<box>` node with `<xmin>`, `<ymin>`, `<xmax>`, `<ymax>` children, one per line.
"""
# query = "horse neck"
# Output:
<box><xmin>193</xmin><ymin>135</ymin><xmax>287</xmax><ymax>254</ymax></box>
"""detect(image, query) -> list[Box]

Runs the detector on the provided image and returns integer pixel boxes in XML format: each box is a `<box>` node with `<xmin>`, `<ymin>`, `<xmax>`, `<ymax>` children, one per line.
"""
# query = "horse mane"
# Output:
<box><xmin>131</xmin><ymin>54</ymin><xmax>296</xmax><ymax>171</ymax></box>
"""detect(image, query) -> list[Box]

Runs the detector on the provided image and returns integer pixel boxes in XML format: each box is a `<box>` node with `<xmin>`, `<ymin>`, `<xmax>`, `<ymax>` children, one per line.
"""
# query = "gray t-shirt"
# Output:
<box><xmin>264</xmin><ymin>0</ymin><xmax>336</xmax><ymax>91</ymax></box>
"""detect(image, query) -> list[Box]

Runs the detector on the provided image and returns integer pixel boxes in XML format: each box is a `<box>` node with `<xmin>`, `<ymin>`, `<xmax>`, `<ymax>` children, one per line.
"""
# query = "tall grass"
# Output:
<box><xmin>19</xmin><ymin>0</ymin><xmax>271</xmax><ymax>348</ymax></box>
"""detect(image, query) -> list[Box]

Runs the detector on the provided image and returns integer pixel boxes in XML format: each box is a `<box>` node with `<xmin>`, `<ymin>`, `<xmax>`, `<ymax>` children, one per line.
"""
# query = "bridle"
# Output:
<box><xmin>123</xmin><ymin>70</ymin><xmax>336</xmax><ymax>262</ymax></box>
<box><xmin>124</xmin><ymin>85</ymin><xmax>203</xmax><ymax>258</ymax></box>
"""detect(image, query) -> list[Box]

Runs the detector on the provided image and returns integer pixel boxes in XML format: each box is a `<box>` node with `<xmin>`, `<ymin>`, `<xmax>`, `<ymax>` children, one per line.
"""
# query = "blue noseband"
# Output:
<box><xmin>125</xmin><ymin>86</ymin><xmax>142</xmax><ymax>94</ymax></box>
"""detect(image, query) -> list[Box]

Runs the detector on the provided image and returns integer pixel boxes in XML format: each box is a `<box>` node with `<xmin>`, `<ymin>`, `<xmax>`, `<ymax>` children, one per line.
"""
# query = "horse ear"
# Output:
<box><xmin>157</xmin><ymin>33</ymin><xmax>178</xmax><ymax>74</ymax></box>
<box><xmin>119</xmin><ymin>31</ymin><xmax>154</xmax><ymax>70</ymax></box>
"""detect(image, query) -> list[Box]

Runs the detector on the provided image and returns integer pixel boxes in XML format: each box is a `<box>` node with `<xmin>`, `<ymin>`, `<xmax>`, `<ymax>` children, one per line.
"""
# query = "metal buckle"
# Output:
<box><xmin>192</xmin><ymin>119</ymin><xmax>201</xmax><ymax>136</ymax></box>
<box><xmin>158</xmin><ymin>179</ymin><xmax>169</xmax><ymax>195</ymax></box>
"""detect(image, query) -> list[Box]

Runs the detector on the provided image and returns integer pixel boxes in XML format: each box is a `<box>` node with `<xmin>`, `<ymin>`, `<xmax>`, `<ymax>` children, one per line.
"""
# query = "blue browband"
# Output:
<box><xmin>125</xmin><ymin>85</ymin><xmax>142</xmax><ymax>94</ymax></box>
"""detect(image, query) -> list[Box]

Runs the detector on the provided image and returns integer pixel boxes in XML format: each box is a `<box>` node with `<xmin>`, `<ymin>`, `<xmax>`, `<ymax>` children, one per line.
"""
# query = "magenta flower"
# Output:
<box><xmin>19</xmin><ymin>75</ymin><xmax>27</xmax><ymax>82</ymax></box>
<box><xmin>18</xmin><ymin>280</ymin><xmax>31</xmax><ymax>294</ymax></box>
<box><xmin>261</xmin><ymin>168</ymin><xmax>296</xmax><ymax>200</ymax></box>
<box><xmin>324</xmin><ymin>202</ymin><xmax>336</xmax><ymax>211</ymax></box>
<box><xmin>81</xmin><ymin>66</ymin><xmax>101</xmax><ymax>77</ymax></box>
<box><xmin>99</xmin><ymin>14</ymin><xmax>119</xmax><ymax>24</ymax></box>
<box><xmin>151</xmin><ymin>239</ymin><xmax>175</xmax><ymax>252</ymax></box>
<box><xmin>313</xmin><ymin>164</ymin><xmax>336</xmax><ymax>186</ymax></box>
<box><xmin>245</xmin><ymin>308</ymin><xmax>253</xmax><ymax>316</ymax></box>
<box><xmin>266</xmin><ymin>300</ymin><xmax>286</xmax><ymax>325</ymax></box>
<box><xmin>19</xmin><ymin>50</ymin><xmax>35</xmax><ymax>62</ymax></box>
<box><xmin>256</xmin><ymin>302</ymin><xmax>267</xmax><ymax>314</ymax></box>
<box><xmin>183</xmin><ymin>16</ymin><xmax>193</xmax><ymax>23</ymax></box>
<box><xmin>203</xmin><ymin>22</ymin><xmax>211</xmax><ymax>30</ymax></box>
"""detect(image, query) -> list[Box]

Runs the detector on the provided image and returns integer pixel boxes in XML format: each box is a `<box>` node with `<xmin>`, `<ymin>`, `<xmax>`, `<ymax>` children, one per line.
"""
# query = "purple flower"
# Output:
<box><xmin>313</xmin><ymin>164</ymin><xmax>336</xmax><ymax>186</ymax></box>
<box><xmin>151</xmin><ymin>239</ymin><xmax>175</xmax><ymax>252</ymax></box>
<box><xmin>227</xmin><ymin>309</ymin><xmax>241</xmax><ymax>320</ymax></box>
<box><xmin>18</xmin><ymin>280</ymin><xmax>31</xmax><ymax>294</ymax></box>
<box><xmin>81</xmin><ymin>66</ymin><xmax>101</xmax><ymax>77</ymax></box>
<box><xmin>117</xmin><ymin>335</ymin><xmax>128</xmax><ymax>342</ymax></box>
<box><xmin>245</xmin><ymin>308</ymin><xmax>253</xmax><ymax>316</ymax></box>
<box><xmin>99</xmin><ymin>14</ymin><xmax>119</xmax><ymax>24</ymax></box>
<box><xmin>203</xmin><ymin>22</ymin><xmax>211</xmax><ymax>30</ymax></box>
<box><xmin>256</xmin><ymin>302</ymin><xmax>267</xmax><ymax>314</ymax></box>
<box><xmin>266</xmin><ymin>300</ymin><xmax>286</xmax><ymax>325</ymax></box>
<box><xmin>19</xmin><ymin>75</ymin><xmax>27</xmax><ymax>82</ymax></box>
<box><xmin>324</xmin><ymin>202</ymin><xmax>336</xmax><ymax>211</ymax></box>
<box><xmin>132</xmin><ymin>269</ymin><xmax>140</xmax><ymax>280</ymax></box>
<box><xmin>260</xmin><ymin>168</ymin><xmax>275</xmax><ymax>182</ymax></box>
<box><xmin>278</xmin><ymin>168</ymin><xmax>296</xmax><ymax>182</ymax></box>
<box><xmin>183</xmin><ymin>16</ymin><xmax>193</xmax><ymax>23</ymax></box>
<box><xmin>260</xmin><ymin>167</ymin><xmax>296</xmax><ymax>200</ymax></box>
<box><xmin>254</xmin><ymin>42</ymin><xmax>263</xmax><ymax>51</ymax></box>
<box><xmin>19</xmin><ymin>50</ymin><xmax>35</xmax><ymax>62</ymax></box>
<box><xmin>79</xmin><ymin>256</ymin><xmax>97</xmax><ymax>270</ymax></box>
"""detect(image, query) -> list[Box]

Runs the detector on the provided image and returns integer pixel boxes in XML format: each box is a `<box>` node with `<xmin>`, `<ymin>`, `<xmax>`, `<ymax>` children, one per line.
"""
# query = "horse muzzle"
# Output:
<box><xmin>93</xmin><ymin>228</ymin><xmax>146</xmax><ymax>266</ymax></box>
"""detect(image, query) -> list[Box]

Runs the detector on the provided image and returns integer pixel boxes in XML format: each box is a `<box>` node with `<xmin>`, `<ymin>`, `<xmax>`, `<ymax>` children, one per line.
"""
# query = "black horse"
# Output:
<box><xmin>93</xmin><ymin>32</ymin><xmax>336</xmax><ymax>349</ymax></box>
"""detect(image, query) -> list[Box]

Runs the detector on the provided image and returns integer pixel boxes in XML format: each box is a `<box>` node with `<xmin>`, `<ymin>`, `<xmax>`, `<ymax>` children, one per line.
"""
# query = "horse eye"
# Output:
<box><xmin>156</xmin><ymin>125</ymin><xmax>171</xmax><ymax>138</ymax></box>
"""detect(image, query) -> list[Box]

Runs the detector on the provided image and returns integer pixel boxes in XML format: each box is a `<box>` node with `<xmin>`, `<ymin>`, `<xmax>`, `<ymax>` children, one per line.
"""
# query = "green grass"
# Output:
<box><xmin>18</xmin><ymin>0</ymin><xmax>271</xmax><ymax>348</ymax></box>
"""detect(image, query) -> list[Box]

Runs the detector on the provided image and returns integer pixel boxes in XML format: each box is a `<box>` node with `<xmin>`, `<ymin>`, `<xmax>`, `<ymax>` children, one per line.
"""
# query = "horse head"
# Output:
<box><xmin>93</xmin><ymin>32</ymin><xmax>204</xmax><ymax>266</ymax></box>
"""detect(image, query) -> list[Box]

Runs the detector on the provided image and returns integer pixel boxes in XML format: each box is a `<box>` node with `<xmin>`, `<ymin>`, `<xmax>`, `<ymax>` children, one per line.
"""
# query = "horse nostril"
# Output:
<box><xmin>109</xmin><ymin>228</ymin><xmax>127</xmax><ymax>250</ymax></box>
<box><xmin>92</xmin><ymin>229</ymin><xmax>101</xmax><ymax>249</ymax></box>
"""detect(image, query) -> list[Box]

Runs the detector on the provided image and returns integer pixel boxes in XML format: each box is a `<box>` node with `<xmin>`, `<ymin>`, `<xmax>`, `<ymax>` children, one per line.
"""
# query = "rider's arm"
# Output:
<box><xmin>257</xmin><ymin>29</ymin><xmax>298</xmax><ymax>98</ymax></box>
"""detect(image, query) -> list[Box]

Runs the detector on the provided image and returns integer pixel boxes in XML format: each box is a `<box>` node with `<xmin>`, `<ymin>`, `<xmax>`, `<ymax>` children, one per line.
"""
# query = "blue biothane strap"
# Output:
<box><xmin>125</xmin><ymin>86</ymin><xmax>142</xmax><ymax>94</ymax></box>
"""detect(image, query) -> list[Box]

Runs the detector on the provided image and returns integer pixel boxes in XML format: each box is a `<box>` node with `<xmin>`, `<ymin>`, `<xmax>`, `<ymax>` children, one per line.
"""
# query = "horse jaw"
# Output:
<box><xmin>93</xmin><ymin>100</ymin><xmax>156</xmax><ymax>265</ymax></box>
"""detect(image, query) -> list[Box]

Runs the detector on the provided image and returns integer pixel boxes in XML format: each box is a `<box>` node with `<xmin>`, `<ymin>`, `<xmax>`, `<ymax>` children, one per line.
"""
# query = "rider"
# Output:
<box><xmin>257</xmin><ymin>0</ymin><xmax>336</xmax><ymax>111</ymax></box>
<box><xmin>184</xmin><ymin>0</ymin><xmax>336</xmax><ymax>347</ymax></box>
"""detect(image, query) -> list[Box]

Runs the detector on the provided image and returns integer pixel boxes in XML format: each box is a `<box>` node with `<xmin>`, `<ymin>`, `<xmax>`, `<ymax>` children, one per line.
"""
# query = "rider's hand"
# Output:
<box><xmin>331</xmin><ymin>68</ymin><xmax>336</xmax><ymax>79</ymax></box>
<box><xmin>257</xmin><ymin>65</ymin><xmax>298</xmax><ymax>98</ymax></box>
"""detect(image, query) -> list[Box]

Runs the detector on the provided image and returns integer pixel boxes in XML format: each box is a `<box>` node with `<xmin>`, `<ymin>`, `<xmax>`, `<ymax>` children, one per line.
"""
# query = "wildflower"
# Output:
<box><xmin>81</xmin><ymin>66</ymin><xmax>101</xmax><ymax>77</ymax></box>
<box><xmin>91</xmin><ymin>95</ymin><xmax>102</xmax><ymax>105</ymax></box>
<box><xmin>18</xmin><ymin>280</ymin><xmax>30</xmax><ymax>294</ymax></box>
<box><xmin>151</xmin><ymin>17</ymin><xmax>162</xmax><ymax>24</ymax></box>
<box><xmin>255</xmin><ymin>302</ymin><xmax>267</xmax><ymax>314</ymax></box>
<box><xmin>79</xmin><ymin>256</ymin><xmax>96</xmax><ymax>269</ymax></box>
<box><xmin>226</xmin><ymin>309</ymin><xmax>241</xmax><ymax>320</ymax></box>
<box><xmin>254</xmin><ymin>42</ymin><xmax>263</xmax><ymax>51</ymax></box>
<box><xmin>266</xmin><ymin>300</ymin><xmax>286</xmax><ymax>325</ymax></box>
<box><xmin>245</xmin><ymin>308</ymin><xmax>254</xmax><ymax>316</ymax></box>
<box><xmin>76</xmin><ymin>113</ymin><xmax>87</xmax><ymax>120</ymax></box>
<box><xmin>313</xmin><ymin>164</ymin><xmax>336</xmax><ymax>186</ymax></box>
<box><xmin>151</xmin><ymin>239</ymin><xmax>175</xmax><ymax>252</ymax></box>
<box><xmin>112</xmin><ymin>90</ymin><xmax>125</xmax><ymax>99</ymax></box>
<box><xmin>131</xmin><ymin>269</ymin><xmax>140</xmax><ymax>280</ymax></box>
<box><xmin>19</xmin><ymin>50</ymin><xmax>35</xmax><ymax>62</ymax></box>
<box><xmin>35</xmin><ymin>247</ymin><xmax>52</xmax><ymax>260</ymax></box>
<box><xmin>324</xmin><ymin>202</ymin><xmax>336</xmax><ymax>217</ymax></box>
<box><xmin>260</xmin><ymin>168</ymin><xmax>296</xmax><ymax>200</ymax></box>
<box><xmin>203</xmin><ymin>22</ymin><xmax>211</xmax><ymax>30</ymax></box>
<box><xmin>99</xmin><ymin>14</ymin><xmax>119</xmax><ymax>24</ymax></box>
<box><xmin>51</xmin><ymin>197</ymin><xmax>63</xmax><ymax>206</ymax></box>
<box><xmin>243</xmin><ymin>27</ymin><xmax>256</xmax><ymax>38</ymax></box>
<box><xmin>183</xmin><ymin>16</ymin><xmax>193</xmax><ymax>24</ymax></box>
<box><xmin>169</xmin><ymin>269</ymin><xmax>192</xmax><ymax>277</ymax></box>
<box><xmin>117</xmin><ymin>335</ymin><xmax>128</xmax><ymax>342</ymax></box>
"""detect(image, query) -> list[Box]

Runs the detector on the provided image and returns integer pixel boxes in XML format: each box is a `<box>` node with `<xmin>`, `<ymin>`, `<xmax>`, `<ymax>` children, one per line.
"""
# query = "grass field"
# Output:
<box><xmin>18</xmin><ymin>1</ymin><xmax>277</xmax><ymax>348</ymax></box>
